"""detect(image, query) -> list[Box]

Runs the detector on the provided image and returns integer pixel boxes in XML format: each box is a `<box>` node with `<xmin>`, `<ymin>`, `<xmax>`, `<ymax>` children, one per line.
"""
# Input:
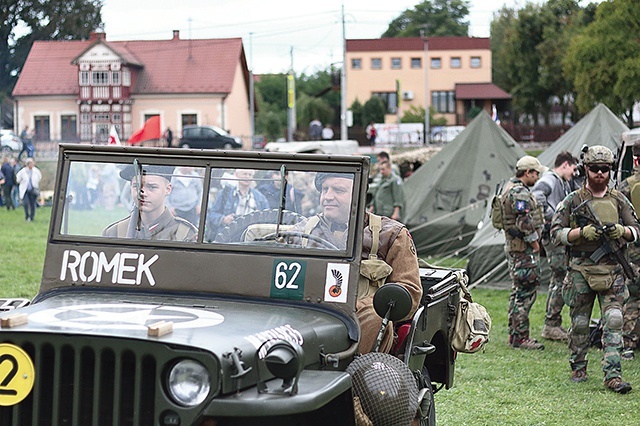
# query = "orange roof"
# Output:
<box><xmin>455</xmin><ymin>83</ymin><xmax>511</xmax><ymax>100</ymax></box>
<box><xmin>346</xmin><ymin>37</ymin><xmax>490</xmax><ymax>52</ymax></box>
<box><xmin>13</xmin><ymin>35</ymin><xmax>246</xmax><ymax>97</ymax></box>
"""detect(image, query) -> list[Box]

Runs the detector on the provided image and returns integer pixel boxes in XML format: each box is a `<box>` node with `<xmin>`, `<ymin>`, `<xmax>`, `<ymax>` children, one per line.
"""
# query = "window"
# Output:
<box><xmin>391</xmin><ymin>58</ymin><xmax>401</xmax><ymax>69</ymax></box>
<box><xmin>430</xmin><ymin>58</ymin><xmax>441</xmax><ymax>69</ymax></box>
<box><xmin>351</xmin><ymin>58</ymin><xmax>362</xmax><ymax>69</ymax></box>
<box><xmin>122</xmin><ymin>69</ymin><xmax>131</xmax><ymax>86</ymax></box>
<box><xmin>373</xmin><ymin>92</ymin><xmax>398</xmax><ymax>114</ymax></box>
<box><xmin>92</xmin><ymin>71</ymin><xmax>109</xmax><ymax>86</ymax></box>
<box><xmin>182</xmin><ymin>114</ymin><xmax>197</xmax><ymax>127</ymax></box>
<box><xmin>371</xmin><ymin>58</ymin><xmax>382</xmax><ymax>69</ymax></box>
<box><xmin>411</xmin><ymin>58</ymin><xmax>422</xmax><ymax>69</ymax></box>
<box><xmin>470</xmin><ymin>57</ymin><xmax>481</xmax><ymax>68</ymax></box>
<box><xmin>61</xmin><ymin>115</ymin><xmax>77</xmax><ymax>141</ymax></box>
<box><xmin>431</xmin><ymin>91</ymin><xmax>455</xmax><ymax>113</ymax></box>
<box><xmin>112</xmin><ymin>71</ymin><xmax>120</xmax><ymax>85</ymax></box>
<box><xmin>450</xmin><ymin>57</ymin><xmax>461</xmax><ymax>68</ymax></box>
<box><xmin>79</xmin><ymin>71</ymin><xmax>89</xmax><ymax>86</ymax></box>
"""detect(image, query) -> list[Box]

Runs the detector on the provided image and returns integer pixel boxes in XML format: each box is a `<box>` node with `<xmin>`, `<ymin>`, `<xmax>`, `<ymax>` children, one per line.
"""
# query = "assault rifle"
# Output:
<box><xmin>573</xmin><ymin>199</ymin><xmax>636</xmax><ymax>281</ymax></box>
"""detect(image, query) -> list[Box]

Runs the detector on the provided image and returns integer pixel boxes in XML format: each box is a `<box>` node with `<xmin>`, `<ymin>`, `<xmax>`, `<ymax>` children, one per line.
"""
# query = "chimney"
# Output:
<box><xmin>172</xmin><ymin>30</ymin><xmax>180</xmax><ymax>40</ymax></box>
<box><xmin>89</xmin><ymin>31</ymin><xmax>106</xmax><ymax>42</ymax></box>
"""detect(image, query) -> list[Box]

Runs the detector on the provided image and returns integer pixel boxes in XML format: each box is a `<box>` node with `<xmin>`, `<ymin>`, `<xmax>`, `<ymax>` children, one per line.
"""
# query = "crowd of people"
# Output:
<box><xmin>497</xmin><ymin>145</ymin><xmax>640</xmax><ymax>394</ymax></box>
<box><xmin>0</xmin><ymin>155</ymin><xmax>43</xmax><ymax>222</ymax></box>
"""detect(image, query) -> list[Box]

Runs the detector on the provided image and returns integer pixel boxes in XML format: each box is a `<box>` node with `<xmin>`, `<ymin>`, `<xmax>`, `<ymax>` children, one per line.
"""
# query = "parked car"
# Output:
<box><xmin>0</xmin><ymin>129</ymin><xmax>22</xmax><ymax>152</ymax></box>
<box><xmin>180</xmin><ymin>125</ymin><xmax>243</xmax><ymax>150</ymax></box>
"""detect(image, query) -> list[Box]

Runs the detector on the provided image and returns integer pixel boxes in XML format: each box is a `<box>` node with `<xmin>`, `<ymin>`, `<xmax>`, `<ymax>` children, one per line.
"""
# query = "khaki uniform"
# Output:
<box><xmin>296</xmin><ymin>213</ymin><xmax>422</xmax><ymax>354</ymax></box>
<box><xmin>371</xmin><ymin>174</ymin><xmax>404</xmax><ymax>220</ymax></box>
<box><xmin>551</xmin><ymin>186</ymin><xmax>640</xmax><ymax>380</ymax></box>
<box><xmin>103</xmin><ymin>208</ymin><xmax>197</xmax><ymax>241</ymax></box>
<box><xmin>501</xmin><ymin>177</ymin><xmax>543</xmax><ymax>343</ymax></box>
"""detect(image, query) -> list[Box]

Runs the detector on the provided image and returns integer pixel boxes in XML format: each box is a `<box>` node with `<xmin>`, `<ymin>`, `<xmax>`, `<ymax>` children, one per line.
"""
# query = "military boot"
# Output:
<box><xmin>513</xmin><ymin>337</ymin><xmax>544</xmax><ymax>350</ymax></box>
<box><xmin>604</xmin><ymin>377</ymin><xmax>632</xmax><ymax>394</ymax></box>
<box><xmin>571</xmin><ymin>368</ymin><xmax>588</xmax><ymax>383</ymax></box>
<box><xmin>621</xmin><ymin>347</ymin><xmax>635</xmax><ymax>360</ymax></box>
<box><xmin>541</xmin><ymin>325</ymin><xmax>568</xmax><ymax>341</ymax></box>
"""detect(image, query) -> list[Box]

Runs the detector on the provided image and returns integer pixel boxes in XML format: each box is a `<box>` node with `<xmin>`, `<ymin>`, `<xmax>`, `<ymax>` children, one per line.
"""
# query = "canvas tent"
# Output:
<box><xmin>402</xmin><ymin>111</ymin><xmax>526</xmax><ymax>255</ymax></box>
<box><xmin>466</xmin><ymin>103</ymin><xmax>628</xmax><ymax>286</ymax></box>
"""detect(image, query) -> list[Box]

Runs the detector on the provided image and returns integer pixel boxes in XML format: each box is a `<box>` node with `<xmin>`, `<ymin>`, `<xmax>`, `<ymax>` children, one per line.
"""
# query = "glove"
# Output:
<box><xmin>607</xmin><ymin>223</ymin><xmax>625</xmax><ymax>239</ymax></box>
<box><xmin>581</xmin><ymin>225</ymin><xmax>602</xmax><ymax>241</ymax></box>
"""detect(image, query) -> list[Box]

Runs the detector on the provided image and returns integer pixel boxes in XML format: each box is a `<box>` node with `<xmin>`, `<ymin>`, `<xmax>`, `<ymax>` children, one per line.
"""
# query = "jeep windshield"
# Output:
<box><xmin>53</xmin><ymin>147</ymin><xmax>367</xmax><ymax>260</ymax></box>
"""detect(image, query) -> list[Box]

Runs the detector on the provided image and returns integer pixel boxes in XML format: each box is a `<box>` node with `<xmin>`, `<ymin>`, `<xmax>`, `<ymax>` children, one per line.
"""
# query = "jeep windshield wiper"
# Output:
<box><xmin>275</xmin><ymin>164</ymin><xmax>287</xmax><ymax>237</ymax></box>
<box><xmin>126</xmin><ymin>158</ymin><xmax>143</xmax><ymax>238</ymax></box>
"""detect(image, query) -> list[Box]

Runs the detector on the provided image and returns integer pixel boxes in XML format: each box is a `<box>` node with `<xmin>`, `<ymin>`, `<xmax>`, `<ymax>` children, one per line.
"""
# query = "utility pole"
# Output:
<box><xmin>340</xmin><ymin>3</ymin><xmax>347</xmax><ymax>141</ymax></box>
<box><xmin>249</xmin><ymin>32</ymin><xmax>255</xmax><ymax>146</ymax></box>
<box><xmin>422</xmin><ymin>32</ymin><xmax>430</xmax><ymax>144</ymax></box>
<box><xmin>287</xmin><ymin>47</ymin><xmax>296</xmax><ymax>141</ymax></box>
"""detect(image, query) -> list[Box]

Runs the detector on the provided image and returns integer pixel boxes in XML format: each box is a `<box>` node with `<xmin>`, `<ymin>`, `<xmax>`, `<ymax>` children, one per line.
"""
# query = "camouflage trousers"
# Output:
<box><xmin>624</xmin><ymin>245</ymin><xmax>640</xmax><ymax>349</ymax></box>
<box><xmin>564</xmin><ymin>259</ymin><xmax>626</xmax><ymax>380</ymax></box>
<box><xmin>506</xmin><ymin>249</ymin><xmax>540</xmax><ymax>342</ymax></box>
<box><xmin>542</xmin><ymin>241</ymin><xmax>567</xmax><ymax>328</ymax></box>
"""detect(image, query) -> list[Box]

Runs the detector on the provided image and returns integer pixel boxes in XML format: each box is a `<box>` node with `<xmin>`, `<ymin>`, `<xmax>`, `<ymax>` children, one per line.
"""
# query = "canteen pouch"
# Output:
<box><xmin>579</xmin><ymin>264</ymin><xmax>617</xmax><ymax>291</ymax></box>
<box><xmin>358</xmin><ymin>259</ymin><xmax>393</xmax><ymax>300</ymax></box>
<box><xmin>490</xmin><ymin>195</ymin><xmax>503</xmax><ymax>230</ymax></box>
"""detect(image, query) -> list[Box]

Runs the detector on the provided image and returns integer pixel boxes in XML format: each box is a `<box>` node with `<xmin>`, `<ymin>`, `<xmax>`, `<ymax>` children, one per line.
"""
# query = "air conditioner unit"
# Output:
<box><xmin>402</xmin><ymin>91</ymin><xmax>414</xmax><ymax>101</ymax></box>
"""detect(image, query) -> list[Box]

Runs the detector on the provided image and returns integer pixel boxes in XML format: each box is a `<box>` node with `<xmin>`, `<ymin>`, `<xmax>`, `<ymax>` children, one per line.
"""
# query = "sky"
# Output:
<box><xmin>100</xmin><ymin>0</ymin><xmax>560</xmax><ymax>75</ymax></box>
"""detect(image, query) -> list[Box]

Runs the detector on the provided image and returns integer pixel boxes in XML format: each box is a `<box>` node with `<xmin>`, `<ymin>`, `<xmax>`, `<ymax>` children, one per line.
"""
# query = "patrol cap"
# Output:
<box><xmin>583</xmin><ymin>145</ymin><xmax>615</xmax><ymax>165</ymax></box>
<box><xmin>516</xmin><ymin>155</ymin><xmax>548</xmax><ymax>174</ymax></box>
<box><xmin>314</xmin><ymin>172</ymin><xmax>354</xmax><ymax>191</ymax></box>
<box><xmin>119</xmin><ymin>164</ymin><xmax>174</xmax><ymax>181</ymax></box>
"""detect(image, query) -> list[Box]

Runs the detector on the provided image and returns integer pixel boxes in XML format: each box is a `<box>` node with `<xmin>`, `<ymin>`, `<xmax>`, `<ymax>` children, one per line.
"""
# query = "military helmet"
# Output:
<box><xmin>583</xmin><ymin>145</ymin><xmax>614</xmax><ymax>165</ymax></box>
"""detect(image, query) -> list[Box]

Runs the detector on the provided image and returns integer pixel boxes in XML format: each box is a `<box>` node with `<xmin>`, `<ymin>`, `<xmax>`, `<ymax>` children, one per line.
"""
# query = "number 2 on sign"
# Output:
<box><xmin>274</xmin><ymin>261</ymin><xmax>301</xmax><ymax>289</ymax></box>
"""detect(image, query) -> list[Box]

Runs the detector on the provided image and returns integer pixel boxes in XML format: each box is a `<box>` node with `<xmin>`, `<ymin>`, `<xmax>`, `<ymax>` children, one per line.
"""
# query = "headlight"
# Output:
<box><xmin>167</xmin><ymin>359</ymin><xmax>211</xmax><ymax>407</ymax></box>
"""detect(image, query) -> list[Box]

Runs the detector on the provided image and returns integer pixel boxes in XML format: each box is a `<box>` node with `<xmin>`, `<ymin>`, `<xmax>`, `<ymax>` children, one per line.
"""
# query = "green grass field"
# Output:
<box><xmin>1</xmin><ymin>209</ymin><xmax>639</xmax><ymax>424</ymax></box>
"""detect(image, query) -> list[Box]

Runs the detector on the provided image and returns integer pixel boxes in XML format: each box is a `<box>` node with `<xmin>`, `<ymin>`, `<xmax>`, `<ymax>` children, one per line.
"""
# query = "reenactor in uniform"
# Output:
<box><xmin>103</xmin><ymin>165</ymin><xmax>197</xmax><ymax>241</ymax></box>
<box><xmin>551</xmin><ymin>145</ymin><xmax>639</xmax><ymax>393</ymax></box>
<box><xmin>532</xmin><ymin>151</ymin><xmax>578</xmax><ymax>341</ymax></box>
<box><xmin>369</xmin><ymin>161</ymin><xmax>404</xmax><ymax>221</ymax></box>
<box><xmin>617</xmin><ymin>141</ymin><xmax>640</xmax><ymax>360</ymax></box>
<box><xmin>501</xmin><ymin>155</ymin><xmax>546</xmax><ymax>350</ymax></box>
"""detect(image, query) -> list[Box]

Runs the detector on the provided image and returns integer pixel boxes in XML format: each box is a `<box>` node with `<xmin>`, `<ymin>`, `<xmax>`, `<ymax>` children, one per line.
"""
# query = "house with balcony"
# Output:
<box><xmin>346</xmin><ymin>37</ymin><xmax>511</xmax><ymax>126</ymax></box>
<box><xmin>12</xmin><ymin>31</ymin><xmax>252</xmax><ymax>147</ymax></box>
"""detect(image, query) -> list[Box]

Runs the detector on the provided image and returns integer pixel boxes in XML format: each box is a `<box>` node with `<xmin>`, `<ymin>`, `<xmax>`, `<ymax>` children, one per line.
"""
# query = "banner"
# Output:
<box><xmin>108</xmin><ymin>125</ymin><xmax>121</xmax><ymax>145</ymax></box>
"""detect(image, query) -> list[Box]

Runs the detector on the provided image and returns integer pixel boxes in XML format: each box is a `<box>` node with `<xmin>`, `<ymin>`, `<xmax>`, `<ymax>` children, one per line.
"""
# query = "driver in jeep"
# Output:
<box><xmin>295</xmin><ymin>172</ymin><xmax>423</xmax><ymax>354</ymax></box>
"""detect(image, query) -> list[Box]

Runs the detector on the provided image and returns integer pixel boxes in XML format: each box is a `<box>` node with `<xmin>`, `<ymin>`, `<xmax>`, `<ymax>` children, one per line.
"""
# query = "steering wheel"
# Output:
<box><xmin>214</xmin><ymin>209</ymin><xmax>306</xmax><ymax>243</ymax></box>
<box><xmin>260</xmin><ymin>230</ymin><xmax>340</xmax><ymax>250</ymax></box>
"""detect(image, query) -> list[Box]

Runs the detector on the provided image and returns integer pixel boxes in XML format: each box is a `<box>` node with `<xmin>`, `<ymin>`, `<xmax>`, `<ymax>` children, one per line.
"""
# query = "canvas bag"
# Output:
<box><xmin>358</xmin><ymin>213</ymin><xmax>393</xmax><ymax>300</ymax></box>
<box><xmin>451</xmin><ymin>279</ymin><xmax>491</xmax><ymax>353</ymax></box>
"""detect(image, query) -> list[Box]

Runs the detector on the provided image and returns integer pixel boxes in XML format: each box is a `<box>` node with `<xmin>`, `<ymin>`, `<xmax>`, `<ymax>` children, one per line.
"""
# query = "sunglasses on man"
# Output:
<box><xmin>588</xmin><ymin>164</ymin><xmax>611</xmax><ymax>174</ymax></box>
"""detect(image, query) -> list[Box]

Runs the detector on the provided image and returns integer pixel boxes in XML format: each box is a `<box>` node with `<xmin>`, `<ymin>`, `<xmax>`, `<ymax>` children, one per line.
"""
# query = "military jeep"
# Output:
<box><xmin>0</xmin><ymin>144</ymin><xmax>462</xmax><ymax>425</ymax></box>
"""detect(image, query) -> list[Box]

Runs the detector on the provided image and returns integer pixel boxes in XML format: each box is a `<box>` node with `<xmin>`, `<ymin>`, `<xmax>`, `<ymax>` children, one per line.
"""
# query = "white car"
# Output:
<box><xmin>0</xmin><ymin>129</ymin><xmax>22</xmax><ymax>152</ymax></box>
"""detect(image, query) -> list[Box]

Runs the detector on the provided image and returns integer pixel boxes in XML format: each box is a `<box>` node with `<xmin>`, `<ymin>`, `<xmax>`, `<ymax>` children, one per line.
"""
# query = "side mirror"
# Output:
<box><xmin>373</xmin><ymin>283</ymin><xmax>412</xmax><ymax>322</ymax></box>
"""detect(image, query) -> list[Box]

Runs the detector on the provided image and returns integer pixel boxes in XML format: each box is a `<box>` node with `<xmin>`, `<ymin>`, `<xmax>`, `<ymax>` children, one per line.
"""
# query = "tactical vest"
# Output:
<box><xmin>501</xmin><ymin>180</ymin><xmax>544</xmax><ymax>232</ymax></box>
<box><xmin>569</xmin><ymin>186</ymin><xmax>621</xmax><ymax>252</ymax></box>
<box><xmin>625</xmin><ymin>173</ymin><xmax>640</xmax><ymax>213</ymax></box>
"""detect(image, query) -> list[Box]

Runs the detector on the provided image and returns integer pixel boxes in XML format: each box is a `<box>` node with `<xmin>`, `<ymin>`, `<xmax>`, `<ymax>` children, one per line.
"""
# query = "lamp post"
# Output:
<box><xmin>423</xmin><ymin>34</ymin><xmax>429</xmax><ymax>145</ymax></box>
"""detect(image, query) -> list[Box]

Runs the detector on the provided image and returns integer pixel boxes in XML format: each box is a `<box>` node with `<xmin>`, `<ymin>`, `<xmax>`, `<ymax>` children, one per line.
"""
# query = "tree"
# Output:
<box><xmin>400</xmin><ymin>105</ymin><xmax>447</xmax><ymax>127</ymax></box>
<box><xmin>1</xmin><ymin>0</ymin><xmax>104</xmax><ymax>100</ymax></box>
<box><xmin>350</xmin><ymin>98</ymin><xmax>365</xmax><ymax>127</ymax></box>
<box><xmin>382</xmin><ymin>0</ymin><xmax>470</xmax><ymax>38</ymax></box>
<box><xmin>363</xmin><ymin>97</ymin><xmax>386</xmax><ymax>124</ymax></box>
<box><xmin>564</xmin><ymin>0</ymin><xmax>640</xmax><ymax>126</ymax></box>
<box><xmin>295</xmin><ymin>94</ymin><xmax>334</xmax><ymax>131</ymax></box>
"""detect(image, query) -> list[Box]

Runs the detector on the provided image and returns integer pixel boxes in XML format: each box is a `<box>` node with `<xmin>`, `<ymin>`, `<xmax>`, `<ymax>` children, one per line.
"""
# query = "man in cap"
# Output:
<box><xmin>369</xmin><ymin>161</ymin><xmax>404</xmax><ymax>221</ymax></box>
<box><xmin>295</xmin><ymin>172</ymin><xmax>422</xmax><ymax>354</ymax></box>
<box><xmin>532</xmin><ymin>151</ymin><xmax>578</xmax><ymax>341</ymax></box>
<box><xmin>103</xmin><ymin>164</ymin><xmax>197</xmax><ymax>241</ymax></box>
<box><xmin>500</xmin><ymin>155</ymin><xmax>546</xmax><ymax>350</ymax></box>
<box><xmin>551</xmin><ymin>145</ymin><xmax>639</xmax><ymax>393</ymax></box>
<box><xmin>616</xmin><ymin>140</ymin><xmax>640</xmax><ymax>360</ymax></box>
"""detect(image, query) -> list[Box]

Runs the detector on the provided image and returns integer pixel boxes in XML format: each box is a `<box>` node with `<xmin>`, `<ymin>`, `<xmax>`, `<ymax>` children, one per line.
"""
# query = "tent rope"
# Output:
<box><xmin>408</xmin><ymin>199</ymin><xmax>487</xmax><ymax>233</ymax></box>
<box><xmin>468</xmin><ymin>258</ymin><xmax>509</xmax><ymax>289</ymax></box>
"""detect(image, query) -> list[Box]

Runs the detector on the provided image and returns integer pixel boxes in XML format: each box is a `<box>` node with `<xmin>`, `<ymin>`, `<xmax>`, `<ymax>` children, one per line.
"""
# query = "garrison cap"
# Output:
<box><xmin>314</xmin><ymin>172</ymin><xmax>354</xmax><ymax>191</ymax></box>
<box><xmin>119</xmin><ymin>164</ymin><xmax>174</xmax><ymax>181</ymax></box>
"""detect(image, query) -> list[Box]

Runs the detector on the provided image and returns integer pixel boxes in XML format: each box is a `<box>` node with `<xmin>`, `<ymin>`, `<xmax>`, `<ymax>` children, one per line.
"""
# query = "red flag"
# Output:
<box><xmin>127</xmin><ymin>116</ymin><xmax>161</xmax><ymax>145</ymax></box>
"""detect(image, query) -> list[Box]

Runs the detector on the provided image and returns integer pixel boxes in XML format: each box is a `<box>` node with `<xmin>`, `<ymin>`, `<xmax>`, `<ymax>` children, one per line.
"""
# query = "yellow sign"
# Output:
<box><xmin>0</xmin><ymin>344</ymin><xmax>35</xmax><ymax>406</ymax></box>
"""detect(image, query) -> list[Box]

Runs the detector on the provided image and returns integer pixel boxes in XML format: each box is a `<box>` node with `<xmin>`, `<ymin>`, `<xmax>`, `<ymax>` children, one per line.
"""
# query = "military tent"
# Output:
<box><xmin>537</xmin><ymin>103</ymin><xmax>628</xmax><ymax>167</ymax></box>
<box><xmin>402</xmin><ymin>111</ymin><xmax>526</xmax><ymax>255</ymax></box>
<box><xmin>466</xmin><ymin>103</ymin><xmax>628</xmax><ymax>285</ymax></box>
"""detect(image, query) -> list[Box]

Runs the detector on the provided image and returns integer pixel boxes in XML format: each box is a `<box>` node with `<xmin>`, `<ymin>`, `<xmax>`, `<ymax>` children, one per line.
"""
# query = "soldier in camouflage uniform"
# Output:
<box><xmin>501</xmin><ymin>155</ymin><xmax>546</xmax><ymax>350</ymax></box>
<box><xmin>103</xmin><ymin>165</ymin><xmax>197</xmax><ymax>241</ymax></box>
<box><xmin>532</xmin><ymin>151</ymin><xmax>578</xmax><ymax>341</ymax></box>
<box><xmin>618</xmin><ymin>141</ymin><xmax>640</xmax><ymax>360</ymax></box>
<box><xmin>551</xmin><ymin>145</ymin><xmax>638</xmax><ymax>393</ymax></box>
